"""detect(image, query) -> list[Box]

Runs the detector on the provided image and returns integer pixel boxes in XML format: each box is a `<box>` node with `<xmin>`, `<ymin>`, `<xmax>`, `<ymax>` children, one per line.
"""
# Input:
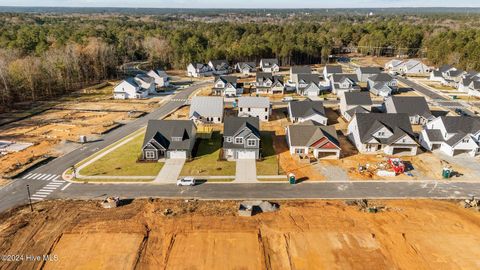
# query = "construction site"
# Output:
<box><xmin>0</xmin><ymin>198</ymin><xmax>479</xmax><ymax>269</ymax></box>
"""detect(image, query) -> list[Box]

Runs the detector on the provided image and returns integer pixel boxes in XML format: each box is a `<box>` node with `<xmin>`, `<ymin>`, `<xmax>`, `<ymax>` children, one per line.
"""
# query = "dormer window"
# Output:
<box><xmin>462</xmin><ymin>138</ymin><xmax>469</xmax><ymax>143</ymax></box>
<box><xmin>235</xmin><ymin>137</ymin><xmax>244</xmax><ymax>144</ymax></box>
<box><xmin>378</xmin><ymin>131</ymin><xmax>385</xmax><ymax>136</ymax></box>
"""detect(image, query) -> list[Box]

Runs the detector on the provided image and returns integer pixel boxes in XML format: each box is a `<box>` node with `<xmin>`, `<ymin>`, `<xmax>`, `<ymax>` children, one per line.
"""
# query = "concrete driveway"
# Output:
<box><xmin>235</xmin><ymin>159</ymin><xmax>257</xmax><ymax>183</ymax></box>
<box><xmin>154</xmin><ymin>158</ymin><xmax>186</xmax><ymax>183</ymax></box>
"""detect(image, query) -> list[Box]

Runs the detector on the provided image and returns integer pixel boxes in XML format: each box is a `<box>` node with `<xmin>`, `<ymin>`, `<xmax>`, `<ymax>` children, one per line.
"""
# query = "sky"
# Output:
<box><xmin>0</xmin><ymin>0</ymin><xmax>479</xmax><ymax>8</ymax></box>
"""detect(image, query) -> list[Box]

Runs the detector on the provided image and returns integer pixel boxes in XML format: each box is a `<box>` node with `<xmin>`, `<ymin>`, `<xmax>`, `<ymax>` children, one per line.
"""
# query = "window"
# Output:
<box><xmin>226</xmin><ymin>137</ymin><xmax>232</xmax><ymax>143</ymax></box>
<box><xmin>247</xmin><ymin>139</ymin><xmax>256</xmax><ymax>147</ymax></box>
<box><xmin>235</xmin><ymin>137</ymin><xmax>244</xmax><ymax>144</ymax></box>
<box><xmin>295</xmin><ymin>148</ymin><xmax>304</xmax><ymax>154</ymax></box>
<box><xmin>248</xmin><ymin>108</ymin><xmax>251</xmax><ymax>112</ymax></box>
<box><xmin>378</xmin><ymin>131</ymin><xmax>385</xmax><ymax>136</ymax></box>
<box><xmin>265</xmin><ymin>108</ymin><xmax>268</xmax><ymax>112</ymax></box>
<box><xmin>462</xmin><ymin>138</ymin><xmax>469</xmax><ymax>143</ymax></box>
<box><xmin>145</xmin><ymin>151</ymin><xmax>155</xmax><ymax>159</ymax></box>
<box><xmin>265</xmin><ymin>116</ymin><xmax>268</xmax><ymax>120</ymax></box>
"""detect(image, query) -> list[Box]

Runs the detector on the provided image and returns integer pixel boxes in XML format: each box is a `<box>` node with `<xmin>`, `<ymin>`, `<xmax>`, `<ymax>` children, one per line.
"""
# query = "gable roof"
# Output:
<box><xmin>439</xmin><ymin>116</ymin><xmax>480</xmax><ymax>134</ymax></box>
<box><xmin>431</xmin><ymin>70</ymin><xmax>443</xmax><ymax>77</ymax></box>
<box><xmin>237</xmin><ymin>62</ymin><xmax>256</xmax><ymax>69</ymax></box>
<box><xmin>297</xmin><ymin>74</ymin><xmax>321</xmax><ymax>85</ymax></box>
<box><xmin>369</xmin><ymin>73</ymin><xmax>394</xmax><ymax>82</ymax></box>
<box><xmin>403</xmin><ymin>59</ymin><xmax>426</xmax><ymax>70</ymax></box>
<box><xmin>324</xmin><ymin>65</ymin><xmax>343</xmax><ymax>74</ymax></box>
<box><xmin>189</xmin><ymin>96</ymin><xmax>224</xmax><ymax>119</ymax></box>
<box><xmin>354</xmin><ymin>113</ymin><xmax>415</xmax><ymax>144</ymax></box>
<box><xmin>256</xmin><ymin>72</ymin><xmax>283</xmax><ymax>84</ymax></box>
<box><xmin>331</xmin><ymin>73</ymin><xmax>359</xmax><ymax>83</ymax></box>
<box><xmin>438</xmin><ymin>64</ymin><xmax>454</xmax><ymax>73</ymax></box>
<box><xmin>135</xmin><ymin>74</ymin><xmax>155</xmax><ymax>84</ymax></box>
<box><xmin>345</xmin><ymin>106</ymin><xmax>370</xmax><ymax>118</ymax></box>
<box><xmin>260</xmin><ymin>58</ymin><xmax>279</xmax><ymax>68</ymax></box>
<box><xmin>190</xmin><ymin>62</ymin><xmax>209</xmax><ymax>69</ymax></box>
<box><xmin>289</xmin><ymin>100</ymin><xmax>325</xmax><ymax>118</ymax></box>
<box><xmin>291</xmin><ymin>65</ymin><xmax>312</xmax><ymax>74</ymax></box>
<box><xmin>223</xmin><ymin>116</ymin><xmax>260</xmax><ymax>137</ymax></box>
<box><xmin>215</xmin><ymin>75</ymin><xmax>237</xmax><ymax>85</ymax></box>
<box><xmin>238</xmin><ymin>97</ymin><xmax>270</xmax><ymax>108</ymax></box>
<box><xmin>343</xmin><ymin>92</ymin><xmax>373</xmax><ymax>106</ymax></box>
<box><xmin>386</xmin><ymin>96</ymin><xmax>432</xmax><ymax>118</ymax></box>
<box><xmin>209</xmin><ymin>60</ymin><xmax>229</xmax><ymax>70</ymax></box>
<box><xmin>357</xmin><ymin>66</ymin><xmax>382</xmax><ymax>74</ymax></box>
<box><xmin>142</xmin><ymin>120</ymin><xmax>196</xmax><ymax>151</ymax></box>
<box><xmin>288</xmin><ymin>124</ymin><xmax>339</xmax><ymax>148</ymax></box>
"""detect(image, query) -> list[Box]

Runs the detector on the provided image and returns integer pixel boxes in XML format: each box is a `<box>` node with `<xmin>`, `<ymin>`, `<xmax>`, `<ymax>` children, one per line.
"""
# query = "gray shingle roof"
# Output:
<box><xmin>260</xmin><ymin>58</ymin><xmax>279</xmax><ymax>68</ymax></box>
<box><xmin>440</xmin><ymin>116</ymin><xmax>480</xmax><ymax>134</ymax></box>
<box><xmin>345</xmin><ymin>106</ymin><xmax>370</xmax><ymax>118</ymax></box>
<box><xmin>386</xmin><ymin>96</ymin><xmax>432</xmax><ymax>118</ymax></box>
<box><xmin>331</xmin><ymin>73</ymin><xmax>359</xmax><ymax>83</ymax></box>
<box><xmin>189</xmin><ymin>96</ymin><xmax>224</xmax><ymax>119</ymax></box>
<box><xmin>438</xmin><ymin>64</ymin><xmax>453</xmax><ymax>73</ymax></box>
<box><xmin>291</xmin><ymin>65</ymin><xmax>312</xmax><ymax>74</ymax></box>
<box><xmin>325</xmin><ymin>65</ymin><xmax>343</xmax><ymax>74</ymax></box>
<box><xmin>424</xmin><ymin>129</ymin><xmax>444</xmax><ymax>142</ymax></box>
<box><xmin>237</xmin><ymin>62</ymin><xmax>256</xmax><ymax>69</ymax></box>
<box><xmin>215</xmin><ymin>75</ymin><xmax>237</xmax><ymax>85</ymax></box>
<box><xmin>256</xmin><ymin>72</ymin><xmax>283</xmax><ymax>84</ymax></box>
<box><xmin>344</xmin><ymin>92</ymin><xmax>373</xmax><ymax>106</ymax></box>
<box><xmin>288</xmin><ymin>124</ymin><xmax>339</xmax><ymax>148</ymax></box>
<box><xmin>238</xmin><ymin>97</ymin><xmax>270</xmax><ymax>108</ymax></box>
<box><xmin>223</xmin><ymin>117</ymin><xmax>260</xmax><ymax>149</ymax></box>
<box><xmin>354</xmin><ymin>113</ymin><xmax>415</xmax><ymax>144</ymax></box>
<box><xmin>358</xmin><ymin>67</ymin><xmax>382</xmax><ymax>74</ymax></box>
<box><xmin>289</xmin><ymin>100</ymin><xmax>325</xmax><ymax>118</ymax></box>
<box><xmin>369</xmin><ymin>73</ymin><xmax>394</xmax><ymax>82</ymax></box>
<box><xmin>297</xmin><ymin>74</ymin><xmax>321</xmax><ymax>84</ymax></box>
<box><xmin>142</xmin><ymin>120</ymin><xmax>196</xmax><ymax>150</ymax></box>
<box><xmin>210</xmin><ymin>60</ymin><xmax>229</xmax><ymax>70</ymax></box>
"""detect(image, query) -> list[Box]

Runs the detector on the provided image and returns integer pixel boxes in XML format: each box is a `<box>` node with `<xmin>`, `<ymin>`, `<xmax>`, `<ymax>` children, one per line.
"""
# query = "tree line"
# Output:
<box><xmin>0</xmin><ymin>13</ymin><xmax>480</xmax><ymax>109</ymax></box>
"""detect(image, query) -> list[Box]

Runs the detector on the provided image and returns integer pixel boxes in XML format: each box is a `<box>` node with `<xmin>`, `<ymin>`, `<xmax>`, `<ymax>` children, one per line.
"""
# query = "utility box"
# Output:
<box><xmin>288</xmin><ymin>173</ymin><xmax>296</xmax><ymax>185</ymax></box>
<box><xmin>442</xmin><ymin>167</ymin><xmax>452</xmax><ymax>179</ymax></box>
<box><xmin>79</xmin><ymin>135</ymin><xmax>87</xmax><ymax>143</ymax></box>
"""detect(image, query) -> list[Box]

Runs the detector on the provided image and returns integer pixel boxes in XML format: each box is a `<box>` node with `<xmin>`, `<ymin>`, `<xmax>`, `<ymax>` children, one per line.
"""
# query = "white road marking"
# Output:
<box><xmin>46</xmin><ymin>184</ymin><xmax>62</xmax><ymax>188</ymax></box>
<box><xmin>53</xmin><ymin>180</ymin><xmax>65</xmax><ymax>183</ymax></box>
<box><xmin>35</xmin><ymin>192</ymin><xmax>51</xmax><ymax>195</ymax></box>
<box><xmin>38</xmin><ymin>189</ymin><xmax>53</xmax><ymax>193</ymax></box>
<box><xmin>42</xmin><ymin>187</ymin><xmax>58</xmax><ymax>190</ymax></box>
<box><xmin>60</xmin><ymin>183</ymin><xmax>72</xmax><ymax>191</ymax></box>
<box><xmin>31</xmin><ymin>197</ymin><xmax>44</xmax><ymax>201</ymax></box>
<box><xmin>39</xmin><ymin>174</ymin><xmax>52</xmax><ymax>180</ymax></box>
<box><xmin>31</xmin><ymin>174</ymin><xmax>41</xmax><ymax>179</ymax></box>
<box><xmin>46</xmin><ymin>175</ymin><xmax>58</xmax><ymax>181</ymax></box>
<box><xmin>32</xmin><ymin>194</ymin><xmax>47</xmax><ymax>198</ymax></box>
<box><xmin>25</xmin><ymin>173</ymin><xmax>33</xmax><ymax>178</ymax></box>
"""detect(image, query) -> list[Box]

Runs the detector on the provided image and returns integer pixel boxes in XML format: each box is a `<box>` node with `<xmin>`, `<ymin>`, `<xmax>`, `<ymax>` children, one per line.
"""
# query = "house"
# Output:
<box><xmin>430</xmin><ymin>70</ymin><xmax>446</xmax><ymax>83</ymax></box>
<box><xmin>399</xmin><ymin>60</ymin><xmax>430</xmax><ymax>75</ymax></box>
<box><xmin>259</xmin><ymin>58</ymin><xmax>280</xmax><ymax>73</ymax></box>
<box><xmin>296</xmin><ymin>74</ymin><xmax>322</xmax><ymax>96</ymax></box>
<box><xmin>236</xmin><ymin>62</ymin><xmax>256</xmax><ymax>75</ymax></box>
<box><xmin>347</xmin><ymin>113</ymin><xmax>418</xmax><ymax>156</ymax></box>
<box><xmin>222</xmin><ymin>116</ymin><xmax>261</xmax><ymax>160</ymax></box>
<box><xmin>255</xmin><ymin>72</ymin><xmax>285</xmax><ymax>94</ymax></box>
<box><xmin>355</xmin><ymin>67</ymin><xmax>382</xmax><ymax>82</ymax></box>
<box><xmin>340</xmin><ymin>92</ymin><xmax>373</xmax><ymax>121</ymax></box>
<box><xmin>286</xmin><ymin>121</ymin><xmax>341</xmax><ymax>159</ymax></box>
<box><xmin>290</xmin><ymin>66</ymin><xmax>312</xmax><ymax>84</ymax></box>
<box><xmin>467</xmin><ymin>81</ymin><xmax>480</xmax><ymax>98</ymax></box>
<box><xmin>384</xmin><ymin>59</ymin><xmax>404</xmax><ymax>74</ymax></box>
<box><xmin>384</xmin><ymin>96</ymin><xmax>433</xmax><ymax>125</ymax></box>
<box><xmin>238</xmin><ymin>97</ymin><xmax>271</xmax><ymax>121</ymax></box>
<box><xmin>187</xmin><ymin>63</ymin><xmax>213</xmax><ymax>77</ymax></box>
<box><xmin>212</xmin><ymin>76</ymin><xmax>243</xmax><ymax>97</ymax></box>
<box><xmin>134</xmin><ymin>74</ymin><xmax>156</xmax><ymax>94</ymax></box>
<box><xmin>443</xmin><ymin>69</ymin><xmax>465</xmax><ymax>87</ymax></box>
<box><xmin>330</xmin><ymin>73</ymin><xmax>361</xmax><ymax>95</ymax></box>
<box><xmin>189</xmin><ymin>96</ymin><xmax>224</xmax><ymax>124</ymax></box>
<box><xmin>323</xmin><ymin>65</ymin><xmax>343</xmax><ymax>79</ymax></box>
<box><xmin>458</xmin><ymin>74</ymin><xmax>480</xmax><ymax>93</ymax></box>
<box><xmin>146</xmin><ymin>69</ymin><xmax>170</xmax><ymax>88</ymax></box>
<box><xmin>367</xmin><ymin>73</ymin><xmax>398</xmax><ymax>97</ymax></box>
<box><xmin>141</xmin><ymin>120</ymin><xmax>197</xmax><ymax>160</ymax></box>
<box><xmin>419</xmin><ymin>116</ymin><xmax>480</xmax><ymax>157</ymax></box>
<box><xmin>208</xmin><ymin>60</ymin><xmax>230</xmax><ymax>75</ymax></box>
<box><xmin>113</xmin><ymin>77</ymin><xmax>150</xmax><ymax>99</ymax></box>
<box><xmin>288</xmin><ymin>99</ymin><xmax>328</xmax><ymax>125</ymax></box>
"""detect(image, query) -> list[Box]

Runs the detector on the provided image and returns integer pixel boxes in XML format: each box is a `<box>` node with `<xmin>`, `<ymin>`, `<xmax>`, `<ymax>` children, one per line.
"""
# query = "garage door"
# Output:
<box><xmin>237</xmin><ymin>150</ymin><xmax>256</xmax><ymax>159</ymax></box>
<box><xmin>392</xmin><ymin>148</ymin><xmax>413</xmax><ymax>155</ymax></box>
<box><xmin>169</xmin><ymin>151</ymin><xmax>187</xmax><ymax>159</ymax></box>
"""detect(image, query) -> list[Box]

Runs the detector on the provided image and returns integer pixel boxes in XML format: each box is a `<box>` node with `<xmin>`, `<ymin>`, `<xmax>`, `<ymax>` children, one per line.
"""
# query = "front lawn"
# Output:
<box><xmin>80</xmin><ymin>133</ymin><xmax>164</xmax><ymax>176</ymax></box>
<box><xmin>180</xmin><ymin>132</ymin><xmax>236</xmax><ymax>176</ymax></box>
<box><xmin>256</xmin><ymin>132</ymin><xmax>282</xmax><ymax>175</ymax></box>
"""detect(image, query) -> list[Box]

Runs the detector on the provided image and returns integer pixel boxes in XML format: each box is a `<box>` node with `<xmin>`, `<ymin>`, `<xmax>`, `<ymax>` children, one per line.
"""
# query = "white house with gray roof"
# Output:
<box><xmin>259</xmin><ymin>58</ymin><xmax>280</xmax><ymax>73</ymax></box>
<box><xmin>355</xmin><ymin>67</ymin><xmax>382</xmax><ymax>82</ymax></box>
<box><xmin>208</xmin><ymin>60</ymin><xmax>230</xmax><ymax>75</ymax></box>
<box><xmin>296</xmin><ymin>74</ymin><xmax>323</xmax><ymax>96</ymax></box>
<box><xmin>223</xmin><ymin>117</ymin><xmax>260</xmax><ymax>160</ymax></box>
<box><xmin>238</xmin><ymin>97</ymin><xmax>271</xmax><ymax>121</ymax></box>
<box><xmin>399</xmin><ymin>60</ymin><xmax>430</xmax><ymax>75</ymax></box>
<box><xmin>146</xmin><ymin>69</ymin><xmax>170</xmax><ymax>88</ymax></box>
<box><xmin>236</xmin><ymin>62</ymin><xmax>256</xmax><ymax>75</ymax></box>
<box><xmin>340</xmin><ymin>92</ymin><xmax>373</xmax><ymax>121</ymax></box>
<box><xmin>323</xmin><ymin>65</ymin><xmax>343</xmax><ymax>79</ymax></box>
<box><xmin>141</xmin><ymin>120</ymin><xmax>197</xmax><ymax>160</ymax></box>
<box><xmin>189</xmin><ymin>96</ymin><xmax>224</xmax><ymax>124</ymax></box>
<box><xmin>255</xmin><ymin>72</ymin><xmax>285</xmax><ymax>94</ymax></box>
<box><xmin>290</xmin><ymin>66</ymin><xmax>312</xmax><ymax>84</ymax></box>
<box><xmin>385</xmin><ymin>59</ymin><xmax>404</xmax><ymax>74</ymax></box>
<box><xmin>384</xmin><ymin>96</ymin><xmax>433</xmax><ymax>125</ymax></box>
<box><xmin>288</xmin><ymin>100</ymin><xmax>328</xmax><ymax>125</ymax></box>
<box><xmin>347</xmin><ymin>113</ymin><xmax>418</xmax><ymax>156</ymax></box>
<box><xmin>286</xmin><ymin>121</ymin><xmax>341</xmax><ymax>159</ymax></box>
<box><xmin>419</xmin><ymin>116</ymin><xmax>480</xmax><ymax>157</ymax></box>
<box><xmin>187</xmin><ymin>63</ymin><xmax>213</xmax><ymax>77</ymax></box>
<box><xmin>213</xmin><ymin>76</ymin><xmax>242</xmax><ymax>97</ymax></box>
<box><xmin>113</xmin><ymin>77</ymin><xmax>152</xmax><ymax>99</ymax></box>
<box><xmin>329</xmin><ymin>73</ymin><xmax>361</xmax><ymax>96</ymax></box>
<box><xmin>367</xmin><ymin>73</ymin><xmax>397</xmax><ymax>97</ymax></box>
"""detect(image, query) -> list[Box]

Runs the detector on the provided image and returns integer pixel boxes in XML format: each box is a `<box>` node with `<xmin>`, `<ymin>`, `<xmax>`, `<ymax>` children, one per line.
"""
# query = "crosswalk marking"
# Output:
<box><xmin>39</xmin><ymin>189</ymin><xmax>54</xmax><ymax>193</ymax></box>
<box><xmin>22</xmin><ymin>173</ymin><xmax>61</xmax><ymax>181</ymax></box>
<box><xmin>31</xmin><ymin>197</ymin><xmax>44</xmax><ymax>201</ymax></box>
<box><xmin>46</xmin><ymin>175</ymin><xmax>57</xmax><ymax>181</ymax></box>
<box><xmin>39</xmin><ymin>174</ymin><xmax>52</xmax><ymax>180</ymax></box>
<box><xmin>42</xmin><ymin>187</ymin><xmax>57</xmax><ymax>190</ymax></box>
<box><xmin>32</xmin><ymin>194</ymin><xmax>47</xmax><ymax>198</ymax></box>
<box><xmin>35</xmin><ymin>192</ymin><xmax>51</xmax><ymax>195</ymax></box>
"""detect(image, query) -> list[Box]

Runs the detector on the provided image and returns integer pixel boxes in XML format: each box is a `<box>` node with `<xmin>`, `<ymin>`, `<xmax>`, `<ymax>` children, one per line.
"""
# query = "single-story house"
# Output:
<box><xmin>255</xmin><ymin>72</ymin><xmax>285</xmax><ymax>94</ymax></box>
<box><xmin>286</xmin><ymin>121</ymin><xmax>341</xmax><ymax>159</ymax></box>
<box><xmin>187</xmin><ymin>63</ymin><xmax>213</xmax><ymax>77</ymax></box>
<box><xmin>288</xmin><ymin>99</ymin><xmax>328</xmax><ymax>125</ymax></box>
<box><xmin>340</xmin><ymin>91</ymin><xmax>373</xmax><ymax>121</ymax></box>
<box><xmin>419</xmin><ymin>116</ymin><xmax>480</xmax><ymax>157</ymax></box>
<box><xmin>347</xmin><ymin>113</ymin><xmax>418</xmax><ymax>156</ymax></box>
<box><xmin>236</xmin><ymin>62</ymin><xmax>256</xmax><ymax>75</ymax></box>
<box><xmin>146</xmin><ymin>69</ymin><xmax>170</xmax><ymax>88</ymax></box>
<box><xmin>223</xmin><ymin>116</ymin><xmax>261</xmax><ymax>160</ymax></box>
<box><xmin>208</xmin><ymin>60</ymin><xmax>230</xmax><ymax>75</ymax></box>
<box><xmin>355</xmin><ymin>67</ymin><xmax>382</xmax><ymax>82</ymax></box>
<box><xmin>189</xmin><ymin>96</ymin><xmax>224</xmax><ymax>124</ymax></box>
<box><xmin>212</xmin><ymin>76</ymin><xmax>243</xmax><ymax>97</ymax></box>
<box><xmin>384</xmin><ymin>96</ymin><xmax>434</xmax><ymax>125</ymax></box>
<box><xmin>238</xmin><ymin>96</ymin><xmax>271</xmax><ymax>121</ymax></box>
<box><xmin>141</xmin><ymin>120</ymin><xmax>197</xmax><ymax>160</ymax></box>
<box><xmin>323</xmin><ymin>65</ymin><xmax>343</xmax><ymax>79</ymax></box>
<box><xmin>259</xmin><ymin>58</ymin><xmax>280</xmax><ymax>73</ymax></box>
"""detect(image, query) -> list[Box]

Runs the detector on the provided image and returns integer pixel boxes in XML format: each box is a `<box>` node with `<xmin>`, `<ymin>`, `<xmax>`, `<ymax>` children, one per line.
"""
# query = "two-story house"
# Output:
<box><xmin>113</xmin><ymin>77</ymin><xmax>151</xmax><ymax>99</ymax></box>
<box><xmin>236</xmin><ymin>62</ymin><xmax>256</xmax><ymax>75</ymax></box>
<box><xmin>288</xmin><ymin>99</ymin><xmax>328</xmax><ymax>125</ymax></box>
<box><xmin>323</xmin><ymin>65</ymin><xmax>343</xmax><ymax>79</ymax></box>
<box><xmin>141</xmin><ymin>120</ymin><xmax>197</xmax><ymax>160</ymax></box>
<box><xmin>419</xmin><ymin>116</ymin><xmax>480</xmax><ymax>157</ymax></box>
<box><xmin>296</xmin><ymin>74</ymin><xmax>323</xmax><ymax>96</ymax></box>
<box><xmin>223</xmin><ymin>117</ymin><xmax>261</xmax><ymax>160</ymax></box>
<box><xmin>286</xmin><ymin>121</ymin><xmax>341</xmax><ymax>159</ymax></box>
<box><xmin>187</xmin><ymin>63</ymin><xmax>213</xmax><ymax>77</ymax></box>
<box><xmin>290</xmin><ymin>66</ymin><xmax>312</xmax><ymax>84</ymax></box>
<box><xmin>355</xmin><ymin>67</ymin><xmax>382</xmax><ymax>82</ymax></box>
<box><xmin>259</xmin><ymin>59</ymin><xmax>280</xmax><ymax>73</ymax></box>
<box><xmin>347</xmin><ymin>113</ymin><xmax>418</xmax><ymax>156</ymax></box>
<box><xmin>189</xmin><ymin>96</ymin><xmax>224</xmax><ymax>124</ymax></box>
<box><xmin>212</xmin><ymin>76</ymin><xmax>243</xmax><ymax>97</ymax></box>
<box><xmin>367</xmin><ymin>73</ymin><xmax>398</xmax><ymax>97</ymax></box>
<box><xmin>208</xmin><ymin>60</ymin><xmax>230</xmax><ymax>75</ymax></box>
<box><xmin>339</xmin><ymin>92</ymin><xmax>373</xmax><ymax>121</ymax></box>
<box><xmin>255</xmin><ymin>72</ymin><xmax>285</xmax><ymax>94</ymax></box>
<box><xmin>146</xmin><ymin>69</ymin><xmax>170</xmax><ymax>88</ymax></box>
<box><xmin>238</xmin><ymin>97</ymin><xmax>271</xmax><ymax>121</ymax></box>
<box><xmin>384</xmin><ymin>96</ymin><xmax>434</xmax><ymax>125</ymax></box>
<box><xmin>330</xmin><ymin>74</ymin><xmax>361</xmax><ymax>96</ymax></box>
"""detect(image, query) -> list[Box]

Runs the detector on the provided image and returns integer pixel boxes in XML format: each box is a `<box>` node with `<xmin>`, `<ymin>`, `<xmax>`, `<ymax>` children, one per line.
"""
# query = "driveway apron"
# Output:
<box><xmin>154</xmin><ymin>158</ymin><xmax>186</xmax><ymax>183</ymax></box>
<box><xmin>235</xmin><ymin>159</ymin><xmax>257</xmax><ymax>183</ymax></box>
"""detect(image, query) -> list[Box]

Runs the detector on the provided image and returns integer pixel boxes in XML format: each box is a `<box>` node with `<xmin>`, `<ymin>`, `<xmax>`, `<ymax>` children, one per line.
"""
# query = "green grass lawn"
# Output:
<box><xmin>180</xmin><ymin>132</ymin><xmax>236</xmax><ymax>176</ymax></box>
<box><xmin>80</xmin><ymin>132</ymin><xmax>164</xmax><ymax>176</ymax></box>
<box><xmin>256</xmin><ymin>132</ymin><xmax>281</xmax><ymax>175</ymax></box>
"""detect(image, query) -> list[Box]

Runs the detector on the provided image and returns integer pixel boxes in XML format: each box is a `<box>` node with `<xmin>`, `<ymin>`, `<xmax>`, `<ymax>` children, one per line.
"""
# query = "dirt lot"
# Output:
<box><xmin>1</xmin><ymin>199</ymin><xmax>479</xmax><ymax>269</ymax></box>
<box><xmin>0</xmin><ymin>82</ymin><xmax>167</xmax><ymax>181</ymax></box>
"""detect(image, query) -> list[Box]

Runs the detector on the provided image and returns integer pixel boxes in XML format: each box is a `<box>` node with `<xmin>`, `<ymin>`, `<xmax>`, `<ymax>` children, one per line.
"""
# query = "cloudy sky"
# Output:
<box><xmin>0</xmin><ymin>0</ymin><xmax>478</xmax><ymax>8</ymax></box>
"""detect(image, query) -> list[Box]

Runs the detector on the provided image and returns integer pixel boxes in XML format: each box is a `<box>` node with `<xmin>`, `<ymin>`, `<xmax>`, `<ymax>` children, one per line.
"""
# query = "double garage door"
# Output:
<box><xmin>237</xmin><ymin>150</ymin><xmax>256</xmax><ymax>159</ymax></box>
<box><xmin>169</xmin><ymin>151</ymin><xmax>187</xmax><ymax>159</ymax></box>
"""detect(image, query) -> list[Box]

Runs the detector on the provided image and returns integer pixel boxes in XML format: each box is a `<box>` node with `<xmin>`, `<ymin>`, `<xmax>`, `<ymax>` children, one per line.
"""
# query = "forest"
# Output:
<box><xmin>0</xmin><ymin>11</ymin><xmax>480</xmax><ymax>108</ymax></box>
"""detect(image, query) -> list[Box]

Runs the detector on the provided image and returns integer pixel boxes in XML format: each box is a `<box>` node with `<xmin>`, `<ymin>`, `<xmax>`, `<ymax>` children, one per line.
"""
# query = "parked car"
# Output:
<box><xmin>177</xmin><ymin>177</ymin><xmax>196</xmax><ymax>186</ymax></box>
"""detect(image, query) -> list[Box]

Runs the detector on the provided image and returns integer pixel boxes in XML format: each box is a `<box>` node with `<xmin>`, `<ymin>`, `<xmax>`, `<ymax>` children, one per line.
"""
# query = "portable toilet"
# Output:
<box><xmin>442</xmin><ymin>167</ymin><xmax>452</xmax><ymax>179</ymax></box>
<box><xmin>288</xmin><ymin>173</ymin><xmax>296</xmax><ymax>185</ymax></box>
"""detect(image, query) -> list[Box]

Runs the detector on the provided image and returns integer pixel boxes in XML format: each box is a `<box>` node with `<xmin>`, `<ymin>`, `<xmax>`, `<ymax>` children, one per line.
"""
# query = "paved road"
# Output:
<box><xmin>0</xmin><ymin>82</ymin><xmax>208</xmax><ymax>213</ymax></box>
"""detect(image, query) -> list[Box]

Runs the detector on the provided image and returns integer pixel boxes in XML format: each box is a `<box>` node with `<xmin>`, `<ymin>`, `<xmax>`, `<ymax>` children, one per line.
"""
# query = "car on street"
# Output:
<box><xmin>177</xmin><ymin>177</ymin><xmax>196</xmax><ymax>186</ymax></box>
